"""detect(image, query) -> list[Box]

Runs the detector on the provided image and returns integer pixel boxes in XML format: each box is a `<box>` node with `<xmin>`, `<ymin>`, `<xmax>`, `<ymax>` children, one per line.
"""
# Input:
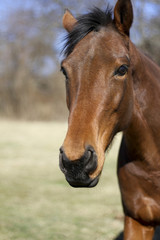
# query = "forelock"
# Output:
<box><xmin>62</xmin><ymin>6</ymin><xmax>113</xmax><ymax>57</ymax></box>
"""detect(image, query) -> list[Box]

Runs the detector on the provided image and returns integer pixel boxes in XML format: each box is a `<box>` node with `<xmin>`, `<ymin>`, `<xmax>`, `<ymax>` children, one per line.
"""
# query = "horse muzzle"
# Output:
<box><xmin>59</xmin><ymin>146</ymin><xmax>99</xmax><ymax>188</ymax></box>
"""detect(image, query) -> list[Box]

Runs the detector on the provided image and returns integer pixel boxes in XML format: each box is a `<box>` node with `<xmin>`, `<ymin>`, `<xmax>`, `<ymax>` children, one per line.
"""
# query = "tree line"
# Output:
<box><xmin>0</xmin><ymin>0</ymin><xmax>159</xmax><ymax>120</ymax></box>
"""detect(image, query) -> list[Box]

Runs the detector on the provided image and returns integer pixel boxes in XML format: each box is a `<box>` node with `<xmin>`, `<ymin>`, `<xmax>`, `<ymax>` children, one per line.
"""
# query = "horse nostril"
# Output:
<box><xmin>85</xmin><ymin>149</ymin><xmax>97</xmax><ymax>174</ymax></box>
<box><xmin>59</xmin><ymin>147</ymin><xmax>67</xmax><ymax>174</ymax></box>
<box><xmin>59</xmin><ymin>146</ymin><xmax>97</xmax><ymax>176</ymax></box>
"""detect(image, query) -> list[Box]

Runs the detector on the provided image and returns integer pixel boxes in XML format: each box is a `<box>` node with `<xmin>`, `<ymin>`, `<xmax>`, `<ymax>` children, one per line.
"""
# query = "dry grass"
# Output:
<box><xmin>0</xmin><ymin>121</ymin><xmax>123</xmax><ymax>240</ymax></box>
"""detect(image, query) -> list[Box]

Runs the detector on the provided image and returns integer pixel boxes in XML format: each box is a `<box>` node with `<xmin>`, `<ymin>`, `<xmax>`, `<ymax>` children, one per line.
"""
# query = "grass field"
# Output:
<box><xmin>0</xmin><ymin>121</ymin><xmax>124</xmax><ymax>240</ymax></box>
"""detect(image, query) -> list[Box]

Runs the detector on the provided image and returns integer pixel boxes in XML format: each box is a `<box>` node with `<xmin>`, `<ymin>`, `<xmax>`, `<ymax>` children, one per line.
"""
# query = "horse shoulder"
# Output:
<box><xmin>117</xmin><ymin>136</ymin><xmax>160</xmax><ymax>224</ymax></box>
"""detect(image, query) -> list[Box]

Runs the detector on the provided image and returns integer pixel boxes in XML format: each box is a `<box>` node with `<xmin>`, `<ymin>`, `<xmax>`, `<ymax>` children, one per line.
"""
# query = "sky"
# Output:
<box><xmin>0</xmin><ymin>0</ymin><xmax>160</xmax><ymax>20</ymax></box>
<box><xmin>0</xmin><ymin>0</ymin><xmax>159</xmax><ymax>63</ymax></box>
<box><xmin>0</xmin><ymin>1</ymin><xmax>159</xmax><ymax>45</ymax></box>
<box><xmin>0</xmin><ymin>0</ymin><xmax>32</xmax><ymax>19</ymax></box>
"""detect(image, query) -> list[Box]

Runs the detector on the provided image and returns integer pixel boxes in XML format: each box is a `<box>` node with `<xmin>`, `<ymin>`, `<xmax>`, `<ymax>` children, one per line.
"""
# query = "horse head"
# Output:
<box><xmin>59</xmin><ymin>0</ymin><xmax>134</xmax><ymax>187</ymax></box>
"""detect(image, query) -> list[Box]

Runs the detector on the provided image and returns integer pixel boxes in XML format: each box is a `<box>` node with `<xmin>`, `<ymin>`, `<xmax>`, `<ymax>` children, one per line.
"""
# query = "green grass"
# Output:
<box><xmin>0</xmin><ymin>121</ymin><xmax>123</xmax><ymax>240</ymax></box>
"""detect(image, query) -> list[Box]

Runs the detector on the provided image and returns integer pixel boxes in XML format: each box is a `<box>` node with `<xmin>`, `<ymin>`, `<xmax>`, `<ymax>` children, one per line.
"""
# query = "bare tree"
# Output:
<box><xmin>0</xmin><ymin>0</ymin><xmax>159</xmax><ymax>120</ymax></box>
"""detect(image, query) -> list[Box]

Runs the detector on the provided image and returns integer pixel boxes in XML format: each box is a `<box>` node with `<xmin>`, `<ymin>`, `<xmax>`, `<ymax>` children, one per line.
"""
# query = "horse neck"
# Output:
<box><xmin>124</xmin><ymin>41</ymin><xmax>160</xmax><ymax>166</ymax></box>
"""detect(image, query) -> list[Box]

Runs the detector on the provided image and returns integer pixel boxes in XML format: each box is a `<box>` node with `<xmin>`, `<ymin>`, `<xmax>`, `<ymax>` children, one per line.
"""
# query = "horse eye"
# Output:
<box><xmin>61</xmin><ymin>67</ymin><xmax>68</xmax><ymax>79</ymax></box>
<box><xmin>116</xmin><ymin>65</ymin><xmax>128</xmax><ymax>76</ymax></box>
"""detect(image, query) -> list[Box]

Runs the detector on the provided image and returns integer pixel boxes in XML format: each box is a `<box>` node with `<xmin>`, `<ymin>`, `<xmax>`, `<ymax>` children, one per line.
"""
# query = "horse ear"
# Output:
<box><xmin>114</xmin><ymin>0</ymin><xmax>133</xmax><ymax>36</ymax></box>
<box><xmin>63</xmin><ymin>9</ymin><xmax>77</xmax><ymax>32</ymax></box>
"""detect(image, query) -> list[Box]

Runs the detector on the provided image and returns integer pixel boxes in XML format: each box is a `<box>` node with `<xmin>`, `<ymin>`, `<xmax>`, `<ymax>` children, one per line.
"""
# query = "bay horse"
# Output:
<box><xmin>59</xmin><ymin>0</ymin><xmax>160</xmax><ymax>239</ymax></box>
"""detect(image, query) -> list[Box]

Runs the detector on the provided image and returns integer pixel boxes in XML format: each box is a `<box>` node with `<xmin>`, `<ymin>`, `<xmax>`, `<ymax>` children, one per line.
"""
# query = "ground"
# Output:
<box><xmin>0</xmin><ymin>121</ymin><xmax>124</xmax><ymax>240</ymax></box>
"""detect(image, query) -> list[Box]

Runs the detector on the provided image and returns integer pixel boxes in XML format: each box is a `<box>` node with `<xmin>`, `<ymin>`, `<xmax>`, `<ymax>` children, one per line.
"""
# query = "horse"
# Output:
<box><xmin>59</xmin><ymin>0</ymin><xmax>160</xmax><ymax>239</ymax></box>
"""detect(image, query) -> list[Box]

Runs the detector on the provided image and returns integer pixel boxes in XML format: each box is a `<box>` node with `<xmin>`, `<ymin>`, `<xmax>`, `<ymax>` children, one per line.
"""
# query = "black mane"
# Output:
<box><xmin>62</xmin><ymin>6</ymin><xmax>113</xmax><ymax>57</ymax></box>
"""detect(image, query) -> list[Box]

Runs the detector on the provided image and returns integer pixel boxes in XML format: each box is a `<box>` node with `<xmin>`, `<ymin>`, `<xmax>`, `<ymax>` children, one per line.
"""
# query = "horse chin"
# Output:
<box><xmin>66</xmin><ymin>174</ymin><xmax>100</xmax><ymax>188</ymax></box>
<box><xmin>88</xmin><ymin>175</ymin><xmax>100</xmax><ymax>187</ymax></box>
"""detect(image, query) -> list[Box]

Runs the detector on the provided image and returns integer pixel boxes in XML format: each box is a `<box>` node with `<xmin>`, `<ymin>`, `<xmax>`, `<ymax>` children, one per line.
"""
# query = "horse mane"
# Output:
<box><xmin>62</xmin><ymin>6</ymin><xmax>113</xmax><ymax>57</ymax></box>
